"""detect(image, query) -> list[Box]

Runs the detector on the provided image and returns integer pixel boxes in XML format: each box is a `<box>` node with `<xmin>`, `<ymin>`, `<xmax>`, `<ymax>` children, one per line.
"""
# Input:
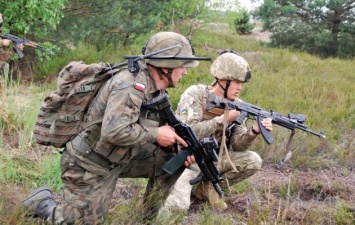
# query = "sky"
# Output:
<box><xmin>240</xmin><ymin>0</ymin><xmax>264</xmax><ymax>11</ymax></box>
<box><xmin>207</xmin><ymin>0</ymin><xmax>264</xmax><ymax>11</ymax></box>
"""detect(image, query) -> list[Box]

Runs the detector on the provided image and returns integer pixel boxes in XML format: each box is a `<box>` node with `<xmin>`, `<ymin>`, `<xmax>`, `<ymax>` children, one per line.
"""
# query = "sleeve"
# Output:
<box><xmin>100</xmin><ymin>78</ymin><xmax>158</xmax><ymax>147</ymax></box>
<box><xmin>229</xmin><ymin>119</ymin><xmax>257</xmax><ymax>151</ymax></box>
<box><xmin>0</xmin><ymin>39</ymin><xmax>14</xmax><ymax>61</ymax></box>
<box><xmin>176</xmin><ymin>85</ymin><xmax>224</xmax><ymax>140</ymax></box>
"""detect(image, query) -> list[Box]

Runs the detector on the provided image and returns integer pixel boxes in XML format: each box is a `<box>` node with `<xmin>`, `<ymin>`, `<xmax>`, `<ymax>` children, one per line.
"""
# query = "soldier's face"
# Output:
<box><xmin>221</xmin><ymin>80</ymin><xmax>243</xmax><ymax>100</ymax></box>
<box><xmin>166</xmin><ymin>66</ymin><xmax>188</xmax><ymax>88</ymax></box>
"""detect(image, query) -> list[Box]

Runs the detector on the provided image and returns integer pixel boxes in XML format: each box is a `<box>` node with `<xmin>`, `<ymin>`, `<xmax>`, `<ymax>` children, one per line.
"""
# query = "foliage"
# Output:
<box><xmin>206</xmin><ymin>0</ymin><xmax>241</xmax><ymax>11</ymax></box>
<box><xmin>255</xmin><ymin>0</ymin><xmax>355</xmax><ymax>59</ymax></box>
<box><xmin>202</xmin><ymin>0</ymin><xmax>256</xmax><ymax>35</ymax></box>
<box><xmin>234</xmin><ymin>9</ymin><xmax>255</xmax><ymax>34</ymax></box>
<box><xmin>159</xmin><ymin>0</ymin><xmax>207</xmax><ymax>27</ymax></box>
<box><xmin>53</xmin><ymin>0</ymin><xmax>210</xmax><ymax>49</ymax></box>
<box><xmin>0</xmin><ymin>0</ymin><xmax>66</xmax><ymax>36</ymax></box>
<box><xmin>52</xmin><ymin>0</ymin><xmax>161</xmax><ymax>49</ymax></box>
<box><xmin>0</xmin><ymin>0</ymin><xmax>67</xmax><ymax>58</ymax></box>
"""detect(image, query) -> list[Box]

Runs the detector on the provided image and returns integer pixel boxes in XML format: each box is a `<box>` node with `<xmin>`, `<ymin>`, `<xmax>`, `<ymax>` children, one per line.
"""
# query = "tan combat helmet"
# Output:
<box><xmin>210</xmin><ymin>52</ymin><xmax>251</xmax><ymax>84</ymax></box>
<box><xmin>142</xmin><ymin>31</ymin><xmax>199</xmax><ymax>68</ymax></box>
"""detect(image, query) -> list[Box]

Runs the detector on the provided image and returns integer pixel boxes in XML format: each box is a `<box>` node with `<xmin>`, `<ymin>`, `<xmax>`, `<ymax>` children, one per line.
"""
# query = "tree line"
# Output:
<box><xmin>1</xmin><ymin>0</ymin><xmax>354</xmax><ymax>61</ymax></box>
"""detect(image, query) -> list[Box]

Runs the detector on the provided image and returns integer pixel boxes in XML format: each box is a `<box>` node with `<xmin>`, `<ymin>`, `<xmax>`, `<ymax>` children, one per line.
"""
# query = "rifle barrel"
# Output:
<box><xmin>124</xmin><ymin>55</ymin><xmax>212</xmax><ymax>61</ymax></box>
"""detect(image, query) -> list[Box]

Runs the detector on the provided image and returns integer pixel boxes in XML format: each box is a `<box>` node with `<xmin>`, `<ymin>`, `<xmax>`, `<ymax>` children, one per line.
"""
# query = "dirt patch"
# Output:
<box><xmin>246</xmin><ymin>26</ymin><xmax>272</xmax><ymax>42</ymax></box>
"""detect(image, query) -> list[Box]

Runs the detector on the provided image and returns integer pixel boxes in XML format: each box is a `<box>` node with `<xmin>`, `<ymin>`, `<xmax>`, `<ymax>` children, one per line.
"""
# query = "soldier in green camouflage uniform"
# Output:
<box><xmin>0</xmin><ymin>13</ymin><xmax>13</xmax><ymax>74</ymax></box>
<box><xmin>0</xmin><ymin>13</ymin><xmax>24</xmax><ymax>75</ymax></box>
<box><xmin>167</xmin><ymin>51</ymin><xmax>273</xmax><ymax>211</ymax></box>
<box><xmin>22</xmin><ymin>32</ymin><xmax>203</xmax><ymax>224</ymax></box>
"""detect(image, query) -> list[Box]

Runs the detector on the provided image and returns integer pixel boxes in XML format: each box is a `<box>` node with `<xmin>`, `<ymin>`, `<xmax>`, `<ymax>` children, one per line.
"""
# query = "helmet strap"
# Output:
<box><xmin>217</xmin><ymin>80</ymin><xmax>231</xmax><ymax>98</ymax></box>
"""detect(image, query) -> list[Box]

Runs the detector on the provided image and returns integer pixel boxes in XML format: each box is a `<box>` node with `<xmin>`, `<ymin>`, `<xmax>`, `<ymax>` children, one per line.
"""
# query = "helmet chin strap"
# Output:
<box><xmin>217</xmin><ymin>79</ymin><xmax>231</xmax><ymax>98</ymax></box>
<box><xmin>157</xmin><ymin>68</ymin><xmax>174</xmax><ymax>87</ymax></box>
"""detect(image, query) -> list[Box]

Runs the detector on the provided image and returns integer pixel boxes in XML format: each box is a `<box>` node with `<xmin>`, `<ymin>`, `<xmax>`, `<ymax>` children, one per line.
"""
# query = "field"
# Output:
<box><xmin>0</xmin><ymin>25</ymin><xmax>354</xmax><ymax>224</ymax></box>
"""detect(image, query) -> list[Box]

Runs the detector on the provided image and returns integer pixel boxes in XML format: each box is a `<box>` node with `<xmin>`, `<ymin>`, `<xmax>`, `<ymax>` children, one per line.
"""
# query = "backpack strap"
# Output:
<box><xmin>82</xmin><ymin>117</ymin><xmax>103</xmax><ymax>130</ymax></box>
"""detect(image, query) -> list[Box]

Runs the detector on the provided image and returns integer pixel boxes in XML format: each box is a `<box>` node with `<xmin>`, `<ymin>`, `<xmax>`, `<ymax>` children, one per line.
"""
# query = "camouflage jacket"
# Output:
<box><xmin>176</xmin><ymin>84</ymin><xmax>257</xmax><ymax>151</ymax></box>
<box><xmin>81</xmin><ymin>65</ymin><xmax>164</xmax><ymax>163</ymax></box>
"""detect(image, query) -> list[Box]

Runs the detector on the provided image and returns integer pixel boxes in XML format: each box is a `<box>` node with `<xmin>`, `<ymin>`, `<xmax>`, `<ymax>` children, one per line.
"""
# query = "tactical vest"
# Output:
<box><xmin>197</xmin><ymin>84</ymin><xmax>228</xmax><ymax>143</ymax></box>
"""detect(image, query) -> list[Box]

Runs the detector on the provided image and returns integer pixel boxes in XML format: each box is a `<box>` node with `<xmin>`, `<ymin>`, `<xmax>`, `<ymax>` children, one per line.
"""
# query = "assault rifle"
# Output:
<box><xmin>206</xmin><ymin>93</ymin><xmax>326</xmax><ymax>168</ymax></box>
<box><xmin>143</xmin><ymin>92</ymin><xmax>224</xmax><ymax>197</ymax></box>
<box><xmin>0</xmin><ymin>34</ymin><xmax>54</xmax><ymax>58</ymax></box>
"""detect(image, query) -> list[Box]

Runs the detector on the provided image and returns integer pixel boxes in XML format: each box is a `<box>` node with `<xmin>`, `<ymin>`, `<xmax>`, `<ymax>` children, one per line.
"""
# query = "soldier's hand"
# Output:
<box><xmin>184</xmin><ymin>155</ymin><xmax>196</xmax><ymax>167</ymax></box>
<box><xmin>251</xmin><ymin>118</ymin><xmax>273</xmax><ymax>135</ymax></box>
<box><xmin>156</xmin><ymin>125</ymin><xmax>188</xmax><ymax>147</ymax></box>
<box><xmin>227</xmin><ymin>110</ymin><xmax>240</xmax><ymax>122</ymax></box>
<box><xmin>17</xmin><ymin>43</ymin><xmax>24</xmax><ymax>51</ymax></box>
<box><xmin>2</xmin><ymin>39</ymin><xmax>12</xmax><ymax>47</ymax></box>
<box><xmin>218</xmin><ymin>110</ymin><xmax>240</xmax><ymax>123</ymax></box>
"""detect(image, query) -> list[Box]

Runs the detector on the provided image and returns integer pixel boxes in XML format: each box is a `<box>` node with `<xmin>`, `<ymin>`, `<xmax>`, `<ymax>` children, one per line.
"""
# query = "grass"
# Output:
<box><xmin>0</xmin><ymin>25</ymin><xmax>354</xmax><ymax>224</ymax></box>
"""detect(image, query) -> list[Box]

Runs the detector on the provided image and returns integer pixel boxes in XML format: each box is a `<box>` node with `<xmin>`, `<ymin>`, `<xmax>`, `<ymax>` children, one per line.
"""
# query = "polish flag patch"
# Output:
<box><xmin>134</xmin><ymin>82</ymin><xmax>146</xmax><ymax>92</ymax></box>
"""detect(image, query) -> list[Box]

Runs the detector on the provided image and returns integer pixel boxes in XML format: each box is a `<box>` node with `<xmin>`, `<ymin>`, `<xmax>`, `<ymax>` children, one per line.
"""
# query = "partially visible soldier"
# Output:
<box><xmin>164</xmin><ymin>51</ymin><xmax>273</xmax><ymax>211</ymax></box>
<box><xmin>0</xmin><ymin>13</ymin><xmax>24</xmax><ymax>75</ymax></box>
<box><xmin>21</xmin><ymin>31</ymin><xmax>206</xmax><ymax>224</ymax></box>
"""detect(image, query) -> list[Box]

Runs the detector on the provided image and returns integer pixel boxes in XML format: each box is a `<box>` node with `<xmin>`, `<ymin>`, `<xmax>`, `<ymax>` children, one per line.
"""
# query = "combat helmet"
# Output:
<box><xmin>142</xmin><ymin>32</ymin><xmax>199</xmax><ymax>68</ymax></box>
<box><xmin>211</xmin><ymin>51</ymin><xmax>251</xmax><ymax>84</ymax></box>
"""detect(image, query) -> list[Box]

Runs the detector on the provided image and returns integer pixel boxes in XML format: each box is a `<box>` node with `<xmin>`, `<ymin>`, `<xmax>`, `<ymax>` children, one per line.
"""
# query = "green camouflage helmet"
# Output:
<box><xmin>142</xmin><ymin>32</ymin><xmax>199</xmax><ymax>68</ymax></box>
<box><xmin>210</xmin><ymin>52</ymin><xmax>251</xmax><ymax>83</ymax></box>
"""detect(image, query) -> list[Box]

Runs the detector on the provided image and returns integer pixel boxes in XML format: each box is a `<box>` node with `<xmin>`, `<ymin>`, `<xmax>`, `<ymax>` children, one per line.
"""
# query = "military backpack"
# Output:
<box><xmin>33</xmin><ymin>61</ymin><xmax>120</xmax><ymax>148</ymax></box>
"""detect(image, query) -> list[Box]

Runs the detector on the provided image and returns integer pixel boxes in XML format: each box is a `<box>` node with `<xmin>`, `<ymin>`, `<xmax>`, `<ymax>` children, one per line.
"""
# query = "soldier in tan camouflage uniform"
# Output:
<box><xmin>165</xmin><ymin>51</ymin><xmax>273</xmax><ymax>211</ymax></box>
<box><xmin>22</xmin><ymin>32</ymin><xmax>206</xmax><ymax>224</ymax></box>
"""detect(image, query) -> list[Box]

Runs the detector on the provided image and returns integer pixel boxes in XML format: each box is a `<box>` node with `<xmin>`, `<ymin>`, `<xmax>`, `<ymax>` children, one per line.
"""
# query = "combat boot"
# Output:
<box><xmin>193</xmin><ymin>181</ymin><xmax>228</xmax><ymax>211</ymax></box>
<box><xmin>22</xmin><ymin>186</ymin><xmax>57</xmax><ymax>219</ymax></box>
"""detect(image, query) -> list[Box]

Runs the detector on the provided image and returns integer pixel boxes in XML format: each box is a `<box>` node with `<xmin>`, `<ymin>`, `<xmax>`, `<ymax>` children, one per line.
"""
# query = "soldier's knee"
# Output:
<box><xmin>249</xmin><ymin>151</ymin><xmax>262</xmax><ymax>170</ymax></box>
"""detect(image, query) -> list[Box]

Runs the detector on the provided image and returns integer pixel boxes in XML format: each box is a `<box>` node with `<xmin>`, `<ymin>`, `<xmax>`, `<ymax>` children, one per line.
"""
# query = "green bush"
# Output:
<box><xmin>234</xmin><ymin>9</ymin><xmax>254</xmax><ymax>34</ymax></box>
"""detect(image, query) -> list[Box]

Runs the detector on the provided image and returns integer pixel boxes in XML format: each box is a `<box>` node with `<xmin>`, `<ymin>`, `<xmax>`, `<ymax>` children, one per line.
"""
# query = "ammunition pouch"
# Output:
<box><xmin>67</xmin><ymin>127</ymin><xmax>117</xmax><ymax>169</ymax></box>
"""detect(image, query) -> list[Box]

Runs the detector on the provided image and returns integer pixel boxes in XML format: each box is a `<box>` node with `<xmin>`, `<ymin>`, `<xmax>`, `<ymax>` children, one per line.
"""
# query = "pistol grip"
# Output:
<box><xmin>257</xmin><ymin>116</ymin><xmax>275</xmax><ymax>144</ymax></box>
<box><xmin>236</xmin><ymin>111</ymin><xmax>248</xmax><ymax>125</ymax></box>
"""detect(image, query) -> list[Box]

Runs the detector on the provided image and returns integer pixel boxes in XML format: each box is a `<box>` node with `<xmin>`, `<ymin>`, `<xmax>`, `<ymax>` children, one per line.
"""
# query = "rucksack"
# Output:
<box><xmin>33</xmin><ymin>61</ymin><xmax>120</xmax><ymax>148</ymax></box>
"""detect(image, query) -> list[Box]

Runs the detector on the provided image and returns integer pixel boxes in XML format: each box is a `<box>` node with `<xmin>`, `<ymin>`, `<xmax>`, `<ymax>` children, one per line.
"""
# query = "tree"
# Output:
<box><xmin>159</xmin><ymin>0</ymin><xmax>207</xmax><ymax>36</ymax></box>
<box><xmin>54</xmin><ymin>0</ymin><xmax>208</xmax><ymax>48</ymax></box>
<box><xmin>256</xmin><ymin>0</ymin><xmax>355</xmax><ymax>59</ymax></box>
<box><xmin>0</xmin><ymin>0</ymin><xmax>67</xmax><ymax>40</ymax></box>
<box><xmin>54</xmin><ymin>0</ymin><xmax>163</xmax><ymax>48</ymax></box>
<box><xmin>234</xmin><ymin>9</ymin><xmax>255</xmax><ymax>34</ymax></box>
<box><xmin>0</xmin><ymin>0</ymin><xmax>67</xmax><ymax>73</ymax></box>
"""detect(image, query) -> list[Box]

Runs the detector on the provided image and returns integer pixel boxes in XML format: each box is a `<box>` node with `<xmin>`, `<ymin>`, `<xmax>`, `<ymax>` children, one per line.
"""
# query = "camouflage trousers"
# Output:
<box><xmin>48</xmin><ymin>142</ymin><xmax>181</xmax><ymax>225</ymax></box>
<box><xmin>160</xmin><ymin>150</ymin><xmax>262</xmax><ymax>212</ymax></box>
<box><xmin>218</xmin><ymin>149</ymin><xmax>262</xmax><ymax>188</ymax></box>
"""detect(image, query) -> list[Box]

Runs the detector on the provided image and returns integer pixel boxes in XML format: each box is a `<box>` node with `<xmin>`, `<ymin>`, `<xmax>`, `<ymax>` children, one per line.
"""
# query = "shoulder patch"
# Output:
<box><xmin>134</xmin><ymin>82</ymin><xmax>146</xmax><ymax>92</ymax></box>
